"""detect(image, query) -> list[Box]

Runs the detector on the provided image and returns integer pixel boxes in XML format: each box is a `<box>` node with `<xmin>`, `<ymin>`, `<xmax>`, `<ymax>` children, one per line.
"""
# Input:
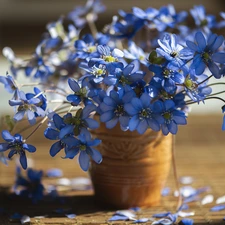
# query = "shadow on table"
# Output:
<box><xmin>0</xmin><ymin>186</ymin><xmax>114</xmax><ymax>219</ymax></box>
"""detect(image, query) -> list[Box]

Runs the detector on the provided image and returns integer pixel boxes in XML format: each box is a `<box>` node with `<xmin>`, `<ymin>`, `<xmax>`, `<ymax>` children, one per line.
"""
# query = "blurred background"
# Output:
<box><xmin>0</xmin><ymin>0</ymin><xmax>225</xmax><ymax>114</ymax></box>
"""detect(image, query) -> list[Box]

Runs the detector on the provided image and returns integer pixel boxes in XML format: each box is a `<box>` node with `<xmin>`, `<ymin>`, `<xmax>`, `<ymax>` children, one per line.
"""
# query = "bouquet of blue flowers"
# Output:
<box><xmin>1</xmin><ymin>0</ymin><xmax>225</xmax><ymax>172</ymax></box>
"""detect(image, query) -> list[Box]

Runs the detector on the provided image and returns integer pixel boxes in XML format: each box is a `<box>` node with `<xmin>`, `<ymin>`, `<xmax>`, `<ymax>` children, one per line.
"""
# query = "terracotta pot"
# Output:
<box><xmin>90</xmin><ymin>121</ymin><xmax>172</xmax><ymax>209</ymax></box>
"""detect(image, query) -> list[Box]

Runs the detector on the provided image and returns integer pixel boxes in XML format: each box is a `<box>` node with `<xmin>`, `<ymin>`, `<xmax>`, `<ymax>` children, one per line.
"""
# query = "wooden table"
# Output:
<box><xmin>1</xmin><ymin>115</ymin><xmax>225</xmax><ymax>224</ymax></box>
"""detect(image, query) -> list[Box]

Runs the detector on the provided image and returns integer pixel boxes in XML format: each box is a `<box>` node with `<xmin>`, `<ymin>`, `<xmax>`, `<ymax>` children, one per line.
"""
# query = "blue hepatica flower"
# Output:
<box><xmin>89</xmin><ymin>45</ymin><xmax>124</xmax><ymax>69</ymax></box>
<box><xmin>14</xmin><ymin>167</ymin><xmax>44</xmax><ymax>203</ymax></box>
<box><xmin>190</xmin><ymin>5</ymin><xmax>216</xmax><ymax>34</ymax></box>
<box><xmin>51</xmin><ymin>105</ymin><xmax>99</xmax><ymax>140</ymax></box>
<box><xmin>74</xmin><ymin>34</ymin><xmax>98</xmax><ymax>60</ymax></box>
<box><xmin>64</xmin><ymin>132</ymin><xmax>102</xmax><ymax>171</ymax></box>
<box><xmin>74</xmin><ymin>33</ymin><xmax>109</xmax><ymax>60</ymax></box>
<box><xmin>26</xmin><ymin>87</ymin><xmax>47</xmax><ymax>112</ymax></box>
<box><xmin>123</xmin><ymin>42</ymin><xmax>149</xmax><ymax>65</ymax></box>
<box><xmin>0</xmin><ymin>130</ymin><xmax>36</xmax><ymax>169</ymax></box>
<box><xmin>159</xmin><ymin>100</ymin><xmax>187</xmax><ymax>135</ymax></box>
<box><xmin>0</xmin><ymin>74</ymin><xmax>19</xmax><ymax>99</ymax></box>
<box><xmin>107</xmin><ymin>12</ymin><xmax>144</xmax><ymax>39</ymax></box>
<box><xmin>124</xmin><ymin>93</ymin><xmax>164</xmax><ymax>134</ymax></box>
<box><xmin>156</xmin><ymin>33</ymin><xmax>193</xmax><ymax>66</ymax></box>
<box><xmin>44</xmin><ymin>113</ymin><xmax>78</xmax><ymax>157</ymax></box>
<box><xmin>132</xmin><ymin>6</ymin><xmax>158</xmax><ymax>22</ymax></box>
<box><xmin>186</xmin><ymin>32</ymin><xmax>225</xmax><ymax>78</ymax></box>
<box><xmin>152</xmin><ymin>5</ymin><xmax>187</xmax><ymax>32</ymax></box>
<box><xmin>184</xmin><ymin>70</ymin><xmax>212</xmax><ymax>103</ymax></box>
<box><xmin>80</xmin><ymin>62</ymin><xmax>107</xmax><ymax>84</ymax></box>
<box><xmin>67</xmin><ymin>78</ymin><xmax>91</xmax><ymax>106</ymax></box>
<box><xmin>149</xmin><ymin>63</ymin><xmax>187</xmax><ymax>94</ymax></box>
<box><xmin>68</xmin><ymin>0</ymin><xmax>105</xmax><ymax>28</ymax></box>
<box><xmin>106</xmin><ymin>60</ymin><xmax>145</xmax><ymax>89</ymax></box>
<box><xmin>9</xmin><ymin>91</ymin><xmax>45</xmax><ymax>125</ymax></box>
<box><xmin>100</xmin><ymin>89</ymin><xmax>135</xmax><ymax>130</ymax></box>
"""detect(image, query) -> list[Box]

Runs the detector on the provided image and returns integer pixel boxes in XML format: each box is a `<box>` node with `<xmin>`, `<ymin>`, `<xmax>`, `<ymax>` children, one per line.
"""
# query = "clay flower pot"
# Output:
<box><xmin>90</xmin><ymin>121</ymin><xmax>172</xmax><ymax>209</ymax></box>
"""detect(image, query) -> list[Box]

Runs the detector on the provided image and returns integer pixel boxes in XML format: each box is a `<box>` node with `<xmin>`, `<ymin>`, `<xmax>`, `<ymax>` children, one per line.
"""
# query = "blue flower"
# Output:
<box><xmin>0</xmin><ymin>74</ymin><xmax>19</xmax><ymax>99</ymax></box>
<box><xmin>68</xmin><ymin>0</ymin><xmax>105</xmax><ymax>28</ymax></box>
<box><xmin>124</xmin><ymin>93</ymin><xmax>164</xmax><ymax>134</ymax></box>
<box><xmin>184</xmin><ymin>70</ymin><xmax>212</xmax><ymax>103</ymax></box>
<box><xmin>14</xmin><ymin>167</ymin><xmax>44</xmax><ymax>203</ymax></box>
<box><xmin>0</xmin><ymin>130</ymin><xmax>36</xmax><ymax>169</ymax></box>
<box><xmin>132</xmin><ymin>7</ymin><xmax>158</xmax><ymax>21</ymax></box>
<box><xmin>159</xmin><ymin>100</ymin><xmax>187</xmax><ymax>135</ymax></box>
<box><xmin>49</xmin><ymin>105</ymin><xmax>99</xmax><ymax>140</ymax></box>
<box><xmin>67</xmin><ymin>78</ymin><xmax>91</xmax><ymax>106</ymax></box>
<box><xmin>79</xmin><ymin>62</ymin><xmax>107</xmax><ymax>84</ymax></box>
<box><xmin>106</xmin><ymin>12</ymin><xmax>144</xmax><ymax>39</ymax></box>
<box><xmin>100</xmin><ymin>89</ymin><xmax>135</xmax><ymax>130</ymax></box>
<box><xmin>89</xmin><ymin>45</ymin><xmax>124</xmax><ymax>69</ymax></box>
<box><xmin>123</xmin><ymin>42</ymin><xmax>148</xmax><ymax>65</ymax></box>
<box><xmin>105</xmin><ymin>60</ymin><xmax>145</xmax><ymax>89</ymax></box>
<box><xmin>186</xmin><ymin>31</ymin><xmax>225</xmax><ymax>78</ymax></box>
<box><xmin>156</xmin><ymin>34</ymin><xmax>193</xmax><ymax>66</ymax></box>
<box><xmin>149</xmin><ymin>63</ymin><xmax>187</xmax><ymax>94</ymax></box>
<box><xmin>152</xmin><ymin>5</ymin><xmax>187</xmax><ymax>32</ymax></box>
<box><xmin>74</xmin><ymin>33</ymin><xmax>109</xmax><ymax>60</ymax></box>
<box><xmin>44</xmin><ymin>113</ymin><xmax>79</xmax><ymax>157</ymax></box>
<box><xmin>64</xmin><ymin>132</ymin><xmax>102</xmax><ymax>171</ymax></box>
<box><xmin>190</xmin><ymin>5</ymin><xmax>216</xmax><ymax>34</ymax></box>
<box><xmin>9</xmin><ymin>91</ymin><xmax>45</xmax><ymax>125</ymax></box>
<box><xmin>26</xmin><ymin>87</ymin><xmax>47</xmax><ymax>112</ymax></box>
<box><xmin>74</xmin><ymin>34</ymin><xmax>98</xmax><ymax>60</ymax></box>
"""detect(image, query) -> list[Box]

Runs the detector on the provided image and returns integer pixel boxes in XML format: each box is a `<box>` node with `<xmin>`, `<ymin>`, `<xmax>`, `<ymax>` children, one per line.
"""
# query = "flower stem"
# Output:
<box><xmin>197</xmin><ymin>74</ymin><xmax>213</xmax><ymax>86</ymax></box>
<box><xmin>86</xmin><ymin>14</ymin><xmax>98</xmax><ymax>38</ymax></box>
<box><xmin>171</xmin><ymin>135</ymin><xmax>182</xmax><ymax>211</ymax></box>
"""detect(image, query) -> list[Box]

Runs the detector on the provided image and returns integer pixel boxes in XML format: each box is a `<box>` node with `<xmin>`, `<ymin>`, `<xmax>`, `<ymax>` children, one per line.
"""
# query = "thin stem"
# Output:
<box><xmin>23</xmin><ymin>103</ymin><xmax>63</xmax><ymax>141</ymax></box>
<box><xmin>45</xmin><ymin>89</ymin><xmax>67</xmax><ymax>97</ymax></box>
<box><xmin>208</xmin><ymin>90</ymin><xmax>225</xmax><ymax>96</ymax></box>
<box><xmin>86</xmin><ymin>14</ymin><xmax>98</xmax><ymax>38</ymax></box>
<box><xmin>171</xmin><ymin>135</ymin><xmax>182</xmax><ymax>211</ymax></box>
<box><xmin>197</xmin><ymin>75</ymin><xmax>213</xmax><ymax>86</ymax></box>
<box><xmin>208</xmin><ymin>82</ymin><xmax>225</xmax><ymax>87</ymax></box>
<box><xmin>186</xmin><ymin>96</ymin><xmax>225</xmax><ymax>105</ymax></box>
<box><xmin>24</xmin><ymin>116</ymin><xmax>48</xmax><ymax>141</ymax></box>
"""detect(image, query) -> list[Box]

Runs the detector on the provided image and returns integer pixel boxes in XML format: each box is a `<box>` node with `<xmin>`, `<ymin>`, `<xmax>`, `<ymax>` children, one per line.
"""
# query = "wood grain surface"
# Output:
<box><xmin>0</xmin><ymin>115</ymin><xmax>225</xmax><ymax>224</ymax></box>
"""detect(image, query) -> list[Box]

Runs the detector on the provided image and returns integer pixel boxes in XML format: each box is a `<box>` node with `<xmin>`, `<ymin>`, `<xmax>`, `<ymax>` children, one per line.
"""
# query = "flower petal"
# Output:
<box><xmin>50</xmin><ymin>141</ymin><xmax>63</xmax><ymax>157</ymax></box>
<box><xmin>89</xmin><ymin>148</ymin><xmax>102</xmax><ymax>164</ymax></box>
<box><xmin>20</xmin><ymin>151</ymin><xmax>27</xmax><ymax>169</ymax></box>
<box><xmin>79</xmin><ymin>151</ymin><xmax>90</xmax><ymax>171</ymax></box>
<box><xmin>2</xmin><ymin>130</ymin><xmax>14</xmax><ymax>142</ymax></box>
